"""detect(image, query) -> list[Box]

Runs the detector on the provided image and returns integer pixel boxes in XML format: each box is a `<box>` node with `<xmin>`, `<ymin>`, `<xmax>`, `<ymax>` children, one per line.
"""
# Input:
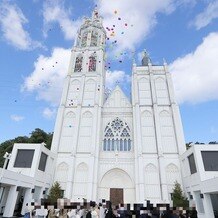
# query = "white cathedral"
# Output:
<box><xmin>3</xmin><ymin>9</ymin><xmax>218</xmax><ymax>218</ymax></box>
<box><xmin>51</xmin><ymin>10</ymin><xmax>186</xmax><ymax>205</ymax></box>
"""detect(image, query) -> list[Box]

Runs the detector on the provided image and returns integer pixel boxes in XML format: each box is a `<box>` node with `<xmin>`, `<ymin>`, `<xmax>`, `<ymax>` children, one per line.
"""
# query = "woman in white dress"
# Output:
<box><xmin>91</xmin><ymin>205</ymin><xmax>99</xmax><ymax>218</ymax></box>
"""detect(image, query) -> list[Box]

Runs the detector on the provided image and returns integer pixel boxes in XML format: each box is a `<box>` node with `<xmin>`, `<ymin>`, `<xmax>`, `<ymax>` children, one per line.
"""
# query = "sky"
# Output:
<box><xmin>0</xmin><ymin>0</ymin><xmax>218</xmax><ymax>144</ymax></box>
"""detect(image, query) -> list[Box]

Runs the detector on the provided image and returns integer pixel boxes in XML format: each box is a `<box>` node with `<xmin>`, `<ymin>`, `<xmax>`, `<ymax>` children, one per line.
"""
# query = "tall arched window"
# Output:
<box><xmin>74</xmin><ymin>55</ymin><xmax>83</xmax><ymax>72</ymax></box>
<box><xmin>90</xmin><ymin>31</ymin><xmax>98</xmax><ymax>46</ymax></box>
<box><xmin>81</xmin><ymin>32</ymin><xmax>88</xmax><ymax>47</ymax></box>
<box><xmin>88</xmin><ymin>54</ymin><xmax>97</xmax><ymax>72</ymax></box>
<box><xmin>103</xmin><ymin>118</ymin><xmax>131</xmax><ymax>151</ymax></box>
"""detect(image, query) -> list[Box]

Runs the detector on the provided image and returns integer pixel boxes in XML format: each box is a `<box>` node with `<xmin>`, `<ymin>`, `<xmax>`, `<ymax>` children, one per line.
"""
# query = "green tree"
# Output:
<box><xmin>172</xmin><ymin>181</ymin><xmax>189</xmax><ymax>207</ymax></box>
<box><xmin>48</xmin><ymin>181</ymin><xmax>62</xmax><ymax>203</ymax></box>
<box><xmin>29</xmin><ymin>128</ymin><xmax>49</xmax><ymax>143</ymax></box>
<box><xmin>45</xmin><ymin>132</ymin><xmax>53</xmax><ymax>149</ymax></box>
<box><xmin>29</xmin><ymin>128</ymin><xmax>53</xmax><ymax>149</ymax></box>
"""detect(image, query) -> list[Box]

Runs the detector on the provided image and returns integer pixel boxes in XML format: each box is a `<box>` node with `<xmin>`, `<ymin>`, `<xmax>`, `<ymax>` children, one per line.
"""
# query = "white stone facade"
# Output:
<box><xmin>51</xmin><ymin>10</ymin><xmax>186</xmax><ymax>205</ymax></box>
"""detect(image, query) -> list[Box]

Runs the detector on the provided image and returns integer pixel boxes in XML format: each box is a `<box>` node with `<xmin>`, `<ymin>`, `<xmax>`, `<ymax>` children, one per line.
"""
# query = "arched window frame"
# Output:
<box><xmin>74</xmin><ymin>55</ymin><xmax>83</xmax><ymax>72</ymax></box>
<box><xmin>90</xmin><ymin>31</ymin><xmax>98</xmax><ymax>47</ymax></box>
<box><xmin>81</xmin><ymin>32</ymin><xmax>88</xmax><ymax>47</ymax></box>
<box><xmin>103</xmin><ymin>117</ymin><xmax>132</xmax><ymax>152</ymax></box>
<box><xmin>88</xmin><ymin>54</ymin><xmax>97</xmax><ymax>72</ymax></box>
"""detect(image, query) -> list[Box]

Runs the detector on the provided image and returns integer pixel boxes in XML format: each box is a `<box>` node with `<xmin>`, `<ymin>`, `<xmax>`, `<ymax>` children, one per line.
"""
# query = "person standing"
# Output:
<box><xmin>91</xmin><ymin>205</ymin><xmax>99</xmax><ymax>218</ymax></box>
<box><xmin>99</xmin><ymin>203</ymin><xmax>105</xmax><ymax>218</ymax></box>
<box><xmin>23</xmin><ymin>203</ymin><xmax>32</xmax><ymax>218</ymax></box>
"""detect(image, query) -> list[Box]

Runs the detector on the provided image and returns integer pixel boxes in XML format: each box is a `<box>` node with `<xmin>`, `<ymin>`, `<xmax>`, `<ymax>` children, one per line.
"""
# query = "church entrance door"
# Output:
<box><xmin>110</xmin><ymin>188</ymin><xmax>123</xmax><ymax>206</ymax></box>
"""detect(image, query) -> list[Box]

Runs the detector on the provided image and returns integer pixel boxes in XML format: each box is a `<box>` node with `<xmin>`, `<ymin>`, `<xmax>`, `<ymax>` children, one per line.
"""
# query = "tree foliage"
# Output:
<box><xmin>29</xmin><ymin>128</ymin><xmax>49</xmax><ymax>144</ymax></box>
<box><xmin>48</xmin><ymin>181</ymin><xmax>62</xmax><ymax>203</ymax></box>
<box><xmin>172</xmin><ymin>181</ymin><xmax>189</xmax><ymax>207</ymax></box>
<box><xmin>0</xmin><ymin>128</ymin><xmax>53</xmax><ymax>167</ymax></box>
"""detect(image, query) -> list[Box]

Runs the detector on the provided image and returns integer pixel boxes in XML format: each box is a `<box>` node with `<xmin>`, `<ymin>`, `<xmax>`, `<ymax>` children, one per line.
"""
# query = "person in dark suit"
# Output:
<box><xmin>105</xmin><ymin>201</ymin><xmax>116</xmax><ymax>218</ymax></box>
<box><xmin>190</xmin><ymin>208</ymin><xmax>198</xmax><ymax>218</ymax></box>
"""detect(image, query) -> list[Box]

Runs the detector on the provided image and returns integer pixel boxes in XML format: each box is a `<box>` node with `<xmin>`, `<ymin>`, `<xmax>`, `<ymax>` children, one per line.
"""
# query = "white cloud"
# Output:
<box><xmin>170</xmin><ymin>32</ymin><xmax>218</xmax><ymax>104</ymax></box>
<box><xmin>43</xmin><ymin>107</ymin><xmax>56</xmax><ymax>119</ymax></box>
<box><xmin>10</xmin><ymin>115</ymin><xmax>25</xmax><ymax>122</ymax></box>
<box><xmin>97</xmin><ymin>0</ymin><xmax>192</xmax><ymax>52</ymax></box>
<box><xmin>0</xmin><ymin>2</ymin><xmax>41</xmax><ymax>50</ymax></box>
<box><xmin>106</xmin><ymin>70</ymin><xmax>131</xmax><ymax>89</ymax></box>
<box><xmin>192</xmin><ymin>1</ymin><xmax>218</xmax><ymax>30</ymax></box>
<box><xmin>23</xmin><ymin>46</ymin><xmax>130</xmax><ymax>105</ymax></box>
<box><xmin>43</xmin><ymin>0</ymin><xmax>82</xmax><ymax>40</ymax></box>
<box><xmin>22</xmin><ymin>47</ymin><xmax>71</xmax><ymax>105</ymax></box>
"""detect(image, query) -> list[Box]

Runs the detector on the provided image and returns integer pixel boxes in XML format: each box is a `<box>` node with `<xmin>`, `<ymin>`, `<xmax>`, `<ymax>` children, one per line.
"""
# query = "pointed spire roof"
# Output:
<box><xmin>92</xmin><ymin>7</ymin><xmax>99</xmax><ymax>20</ymax></box>
<box><xmin>142</xmin><ymin>49</ymin><xmax>151</xmax><ymax>66</ymax></box>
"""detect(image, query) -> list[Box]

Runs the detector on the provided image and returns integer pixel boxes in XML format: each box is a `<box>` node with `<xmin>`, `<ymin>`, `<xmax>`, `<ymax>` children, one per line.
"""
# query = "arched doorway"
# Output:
<box><xmin>98</xmin><ymin>168</ymin><xmax>135</xmax><ymax>205</ymax></box>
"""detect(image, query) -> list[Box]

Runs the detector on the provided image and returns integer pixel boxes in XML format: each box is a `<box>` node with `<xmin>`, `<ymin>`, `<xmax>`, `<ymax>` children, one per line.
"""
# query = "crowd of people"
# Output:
<box><xmin>23</xmin><ymin>200</ymin><xmax>198</xmax><ymax>218</ymax></box>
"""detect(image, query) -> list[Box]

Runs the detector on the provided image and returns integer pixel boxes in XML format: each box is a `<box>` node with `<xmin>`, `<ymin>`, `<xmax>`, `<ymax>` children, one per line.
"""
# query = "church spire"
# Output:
<box><xmin>75</xmin><ymin>8</ymin><xmax>106</xmax><ymax>49</ymax></box>
<box><xmin>92</xmin><ymin>7</ymin><xmax>99</xmax><ymax>20</ymax></box>
<box><xmin>141</xmin><ymin>49</ymin><xmax>151</xmax><ymax>66</ymax></box>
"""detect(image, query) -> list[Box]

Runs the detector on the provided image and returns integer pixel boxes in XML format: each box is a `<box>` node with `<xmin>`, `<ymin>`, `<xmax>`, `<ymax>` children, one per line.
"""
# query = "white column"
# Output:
<box><xmin>3</xmin><ymin>185</ymin><xmax>18</xmax><ymax>217</ymax></box>
<box><xmin>40</xmin><ymin>187</ymin><xmax>44</xmax><ymax>200</ymax></box>
<box><xmin>92</xmin><ymin>106</ymin><xmax>102</xmax><ymax>201</ymax></box>
<box><xmin>74</xmin><ymin>74</ymin><xmax>85</xmax><ymax>152</ymax></box>
<box><xmin>21</xmin><ymin>188</ymin><xmax>32</xmax><ymax>215</ymax></box>
<box><xmin>92</xmin><ymin>71</ymin><xmax>105</xmax><ymax>201</ymax></box>
<box><xmin>51</xmin><ymin>107</ymin><xmax>65</xmax><ymax>153</ymax></box>
<box><xmin>166</xmin><ymin>72</ymin><xmax>186</xmax><ymax>155</ymax></box>
<box><xmin>67</xmin><ymin>50</ymin><xmax>76</xmax><ymax>75</ymax></box>
<box><xmin>60</xmin><ymin>75</ymin><xmax>71</xmax><ymax>106</ymax></box>
<box><xmin>151</xmin><ymin>70</ymin><xmax>167</xmax><ymax>201</ymax></box>
<box><xmin>165</xmin><ymin>72</ymin><xmax>175</xmax><ymax>104</ymax></box>
<box><xmin>90</xmin><ymin>105</ymin><xmax>98</xmax><ymax>200</ymax></box>
<box><xmin>71</xmin><ymin>74</ymin><xmax>85</xmax><ymax>199</ymax></box>
<box><xmin>132</xmin><ymin>72</ymin><xmax>142</xmax><ymax>202</ymax></box>
<box><xmin>138</xmin><ymin>155</ymin><xmax>145</xmax><ymax>203</ymax></box>
<box><xmin>87</xmin><ymin>156</ymin><xmax>95</xmax><ymax>201</ymax></box>
<box><xmin>70</xmin><ymin>106</ymin><xmax>82</xmax><ymax>198</ymax></box>
<box><xmin>171</xmin><ymin>104</ymin><xmax>186</xmax><ymax>155</ymax></box>
<box><xmin>135</xmin><ymin>104</ymin><xmax>145</xmax><ymax>202</ymax></box>
<box><xmin>133</xmin><ymin>105</ymin><xmax>140</xmax><ymax>202</ymax></box>
<box><xmin>150</xmin><ymin>72</ymin><xmax>167</xmax><ymax>202</ymax></box>
<box><xmin>203</xmin><ymin>194</ymin><xmax>215</xmax><ymax>218</ymax></box>
<box><xmin>150</xmin><ymin>73</ymin><xmax>157</xmax><ymax>105</ymax></box>
<box><xmin>91</xmin><ymin>73</ymin><xmax>103</xmax><ymax>200</ymax></box>
<box><xmin>87</xmin><ymin>32</ymin><xmax>92</xmax><ymax>47</ymax></box>
<box><xmin>51</xmin><ymin>76</ymin><xmax>70</xmax><ymax>153</ymax></box>
<box><xmin>153</xmin><ymin>104</ymin><xmax>168</xmax><ymax>202</ymax></box>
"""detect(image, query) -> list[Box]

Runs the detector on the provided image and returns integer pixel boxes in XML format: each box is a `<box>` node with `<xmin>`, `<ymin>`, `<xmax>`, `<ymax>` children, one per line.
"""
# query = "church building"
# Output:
<box><xmin>51</xmin><ymin>9</ymin><xmax>186</xmax><ymax>205</ymax></box>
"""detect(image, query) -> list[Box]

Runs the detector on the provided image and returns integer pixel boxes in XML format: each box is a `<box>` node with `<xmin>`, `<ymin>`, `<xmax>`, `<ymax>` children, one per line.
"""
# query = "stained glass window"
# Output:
<box><xmin>89</xmin><ymin>55</ymin><xmax>97</xmax><ymax>72</ymax></box>
<box><xmin>103</xmin><ymin>117</ymin><xmax>131</xmax><ymax>151</ymax></box>
<box><xmin>74</xmin><ymin>55</ymin><xmax>83</xmax><ymax>72</ymax></box>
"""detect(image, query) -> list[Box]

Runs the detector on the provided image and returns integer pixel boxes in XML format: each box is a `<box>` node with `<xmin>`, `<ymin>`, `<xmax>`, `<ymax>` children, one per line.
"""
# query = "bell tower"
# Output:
<box><xmin>51</xmin><ymin>9</ymin><xmax>106</xmax><ymax>201</ymax></box>
<box><xmin>132</xmin><ymin>51</ymin><xmax>186</xmax><ymax>204</ymax></box>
